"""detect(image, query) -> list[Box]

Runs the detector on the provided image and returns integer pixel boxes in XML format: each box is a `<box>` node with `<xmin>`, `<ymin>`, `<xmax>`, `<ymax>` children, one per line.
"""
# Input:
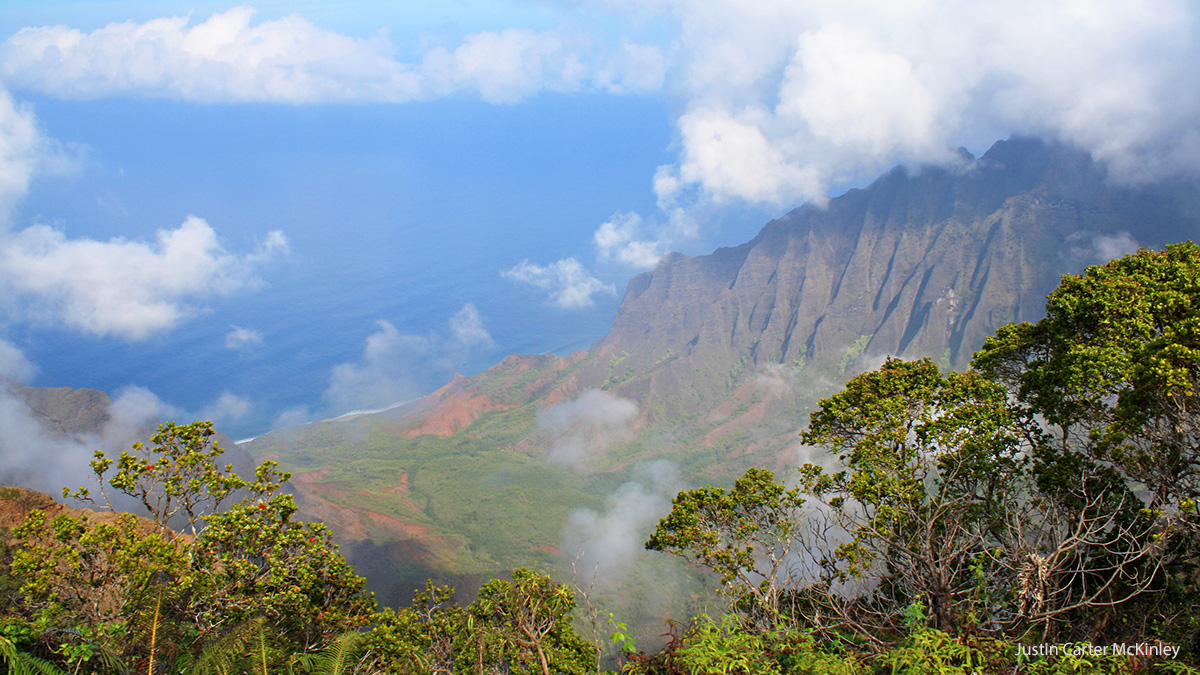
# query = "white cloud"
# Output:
<box><xmin>449</xmin><ymin>303</ymin><xmax>494</xmax><ymax>350</ymax></box>
<box><xmin>562</xmin><ymin>460</ymin><xmax>683</xmax><ymax>583</ymax></box>
<box><xmin>272</xmin><ymin>405</ymin><xmax>312</xmax><ymax>430</ymax></box>
<box><xmin>660</xmin><ymin>0</ymin><xmax>1200</xmax><ymax>203</ymax></box>
<box><xmin>0</xmin><ymin>89</ymin><xmax>44</xmax><ymax>222</ymax></box>
<box><xmin>419</xmin><ymin>28</ymin><xmax>585</xmax><ymax>104</ymax></box>
<box><xmin>201</xmin><ymin>391</ymin><xmax>253</xmax><ymax>425</ymax></box>
<box><xmin>595</xmin><ymin>42</ymin><xmax>668</xmax><ymax>94</ymax></box>
<box><xmin>502</xmin><ymin>257</ymin><xmax>615</xmax><ymax>309</ymax></box>
<box><xmin>1</xmin><ymin>7</ymin><xmax>418</xmax><ymax>104</ymax></box>
<box><xmin>593</xmin><ymin>211</ymin><xmax>667</xmax><ymax>269</ymax></box>
<box><xmin>322</xmin><ymin>304</ymin><xmax>493</xmax><ymax>415</ymax></box>
<box><xmin>0</xmin><ymin>87</ymin><xmax>79</xmax><ymax>225</ymax></box>
<box><xmin>0</xmin><ymin>217</ymin><xmax>288</xmax><ymax>340</ymax></box>
<box><xmin>1068</xmin><ymin>231</ymin><xmax>1141</xmax><ymax>265</ymax></box>
<box><xmin>1090</xmin><ymin>233</ymin><xmax>1140</xmax><ymax>262</ymax></box>
<box><xmin>0</xmin><ymin>338</ymin><xmax>36</xmax><ymax>382</ymax></box>
<box><xmin>538</xmin><ymin>389</ymin><xmax>639</xmax><ymax>470</ymax></box>
<box><xmin>0</xmin><ymin>8</ymin><xmax>666</xmax><ymax>105</ymax></box>
<box><xmin>225</xmin><ymin>326</ymin><xmax>263</xmax><ymax>350</ymax></box>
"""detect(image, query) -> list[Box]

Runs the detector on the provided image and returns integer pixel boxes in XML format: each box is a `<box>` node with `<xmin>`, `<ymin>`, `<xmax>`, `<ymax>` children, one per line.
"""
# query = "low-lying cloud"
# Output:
<box><xmin>0</xmin><ymin>217</ymin><xmax>288</xmax><ymax>340</ymax></box>
<box><xmin>321</xmin><ymin>303</ymin><xmax>495</xmax><ymax>416</ymax></box>
<box><xmin>201</xmin><ymin>392</ymin><xmax>254</xmax><ymax>427</ymax></box>
<box><xmin>0</xmin><ymin>382</ymin><xmax>177</xmax><ymax>497</ymax></box>
<box><xmin>539</xmin><ymin>389</ymin><xmax>639</xmax><ymax>470</ymax></box>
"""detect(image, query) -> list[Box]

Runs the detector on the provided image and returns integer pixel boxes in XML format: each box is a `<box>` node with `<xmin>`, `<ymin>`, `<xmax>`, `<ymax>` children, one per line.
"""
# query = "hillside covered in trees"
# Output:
<box><xmin>3</xmin><ymin>243</ymin><xmax>1199</xmax><ymax>673</ymax></box>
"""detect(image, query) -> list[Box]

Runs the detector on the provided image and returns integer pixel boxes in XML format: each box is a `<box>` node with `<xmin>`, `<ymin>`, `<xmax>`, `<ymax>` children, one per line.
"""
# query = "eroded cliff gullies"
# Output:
<box><xmin>582</xmin><ymin>138</ymin><xmax>1198</xmax><ymax>423</ymax></box>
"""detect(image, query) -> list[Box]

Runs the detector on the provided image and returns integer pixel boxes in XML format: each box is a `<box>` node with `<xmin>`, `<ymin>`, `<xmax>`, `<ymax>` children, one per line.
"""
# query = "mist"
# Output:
<box><xmin>539</xmin><ymin>389</ymin><xmax>639</xmax><ymax>471</ymax></box>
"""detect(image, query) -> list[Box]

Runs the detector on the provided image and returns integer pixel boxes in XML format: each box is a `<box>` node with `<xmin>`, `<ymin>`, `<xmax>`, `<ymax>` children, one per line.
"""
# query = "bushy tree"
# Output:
<box><xmin>975</xmin><ymin>244</ymin><xmax>1200</xmax><ymax>524</ymax></box>
<box><xmin>797</xmin><ymin>358</ymin><xmax>1159</xmax><ymax>637</ymax></box>
<box><xmin>66</xmin><ymin>421</ymin><xmax>270</xmax><ymax>536</ymax></box>
<box><xmin>974</xmin><ymin>242</ymin><xmax>1200</xmax><ymax>637</ymax></box>
<box><xmin>189</xmin><ymin>493</ymin><xmax>374</xmax><ymax>652</ymax></box>
<box><xmin>6</xmin><ymin>420</ymin><xmax>376</xmax><ymax>671</ymax></box>
<box><xmin>645</xmin><ymin>468</ymin><xmax>808</xmax><ymax>626</ymax></box>
<box><xmin>365</xmin><ymin>570</ymin><xmax>594</xmax><ymax>675</ymax></box>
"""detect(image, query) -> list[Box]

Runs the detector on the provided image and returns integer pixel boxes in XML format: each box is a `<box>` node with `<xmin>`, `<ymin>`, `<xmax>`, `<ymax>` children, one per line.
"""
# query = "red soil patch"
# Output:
<box><xmin>404</xmin><ymin>389</ymin><xmax>507</xmax><ymax>437</ymax></box>
<box><xmin>379</xmin><ymin>473</ymin><xmax>410</xmax><ymax>495</ymax></box>
<box><xmin>532</xmin><ymin>543</ymin><xmax>563</xmax><ymax>557</ymax></box>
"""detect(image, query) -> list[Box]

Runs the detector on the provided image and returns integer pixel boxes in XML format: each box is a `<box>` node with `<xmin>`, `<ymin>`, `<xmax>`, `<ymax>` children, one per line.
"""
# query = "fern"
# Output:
<box><xmin>174</xmin><ymin>618</ymin><xmax>266</xmax><ymax>675</ymax></box>
<box><xmin>300</xmin><ymin>633</ymin><xmax>366</xmax><ymax>675</ymax></box>
<box><xmin>1</xmin><ymin>637</ymin><xmax>69</xmax><ymax>675</ymax></box>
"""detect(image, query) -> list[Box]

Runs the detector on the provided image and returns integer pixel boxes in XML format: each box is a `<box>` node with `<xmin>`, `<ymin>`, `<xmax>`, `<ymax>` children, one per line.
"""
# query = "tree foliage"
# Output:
<box><xmin>4</xmin><ymin>420</ymin><xmax>375</xmax><ymax>672</ymax></box>
<box><xmin>974</xmin><ymin>242</ymin><xmax>1200</xmax><ymax>552</ymax></box>
<box><xmin>645</xmin><ymin>468</ymin><xmax>806</xmax><ymax>624</ymax></box>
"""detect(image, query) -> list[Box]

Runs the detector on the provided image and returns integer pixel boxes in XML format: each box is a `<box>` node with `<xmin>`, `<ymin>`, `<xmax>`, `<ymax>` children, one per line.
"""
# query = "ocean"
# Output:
<box><xmin>10</xmin><ymin>94</ymin><xmax>774</xmax><ymax>439</ymax></box>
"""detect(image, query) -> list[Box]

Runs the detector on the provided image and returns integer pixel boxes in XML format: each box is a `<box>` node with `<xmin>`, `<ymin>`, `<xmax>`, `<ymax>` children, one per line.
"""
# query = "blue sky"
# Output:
<box><xmin>0</xmin><ymin>0</ymin><xmax>1197</xmax><ymax>438</ymax></box>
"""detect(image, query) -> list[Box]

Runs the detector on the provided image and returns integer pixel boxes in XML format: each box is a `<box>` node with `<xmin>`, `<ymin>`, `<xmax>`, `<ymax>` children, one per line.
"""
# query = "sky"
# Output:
<box><xmin>0</xmin><ymin>0</ymin><xmax>1197</xmax><ymax>439</ymax></box>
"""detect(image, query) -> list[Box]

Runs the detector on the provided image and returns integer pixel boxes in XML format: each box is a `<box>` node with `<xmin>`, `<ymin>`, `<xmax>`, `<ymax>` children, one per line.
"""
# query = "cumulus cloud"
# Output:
<box><xmin>418</xmin><ymin>29</ymin><xmax>585</xmax><ymax>104</ymax></box>
<box><xmin>0</xmin><ymin>89</ymin><xmax>46</xmax><ymax>222</ymax></box>
<box><xmin>448</xmin><ymin>303</ymin><xmax>493</xmax><ymax>350</ymax></box>
<box><xmin>4</xmin><ymin>2</ymin><xmax>1197</xmax><ymax>204</ymax></box>
<box><xmin>323</xmin><ymin>304</ymin><xmax>493</xmax><ymax>415</ymax></box>
<box><xmin>0</xmin><ymin>7</ymin><xmax>663</xmax><ymax>105</ymax></box>
<box><xmin>0</xmin><ymin>217</ymin><xmax>288</xmax><ymax>340</ymax></box>
<box><xmin>595</xmin><ymin>42</ymin><xmax>669</xmax><ymax>94</ymax></box>
<box><xmin>225</xmin><ymin>326</ymin><xmax>263</xmax><ymax>350</ymax></box>
<box><xmin>502</xmin><ymin>257</ymin><xmax>615</xmax><ymax>309</ymax></box>
<box><xmin>0</xmin><ymin>87</ymin><xmax>78</xmax><ymax>225</ymax></box>
<box><xmin>539</xmin><ymin>389</ymin><xmax>639</xmax><ymax>470</ymax></box>
<box><xmin>593</xmin><ymin>212</ymin><xmax>667</xmax><ymax>269</ymax></box>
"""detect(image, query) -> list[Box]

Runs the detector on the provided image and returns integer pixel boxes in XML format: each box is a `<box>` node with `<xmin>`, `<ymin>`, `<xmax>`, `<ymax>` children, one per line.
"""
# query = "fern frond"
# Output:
<box><xmin>306</xmin><ymin>633</ymin><xmax>367</xmax><ymax>675</ymax></box>
<box><xmin>180</xmin><ymin>618</ymin><xmax>266</xmax><ymax>675</ymax></box>
<box><xmin>1</xmin><ymin>637</ymin><xmax>69</xmax><ymax>675</ymax></box>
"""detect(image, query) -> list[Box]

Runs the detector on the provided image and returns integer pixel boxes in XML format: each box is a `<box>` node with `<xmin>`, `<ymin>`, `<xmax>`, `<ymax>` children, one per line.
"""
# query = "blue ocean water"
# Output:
<box><xmin>11</xmin><ymin>94</ymin><xmax>775</xmax><ymax>439</ymax></box>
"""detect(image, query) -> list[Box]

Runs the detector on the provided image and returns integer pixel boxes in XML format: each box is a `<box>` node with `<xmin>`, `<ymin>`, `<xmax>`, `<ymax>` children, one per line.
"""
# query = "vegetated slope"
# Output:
<box><xmin>245</xmin><ymin>137</ymin><xmax>1199</xmax><ymax>600</ymax></box>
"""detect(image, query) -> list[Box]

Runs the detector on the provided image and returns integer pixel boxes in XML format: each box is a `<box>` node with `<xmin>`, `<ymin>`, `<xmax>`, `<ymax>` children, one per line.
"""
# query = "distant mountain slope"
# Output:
<box><xmin>4</xmin><ymin>382</ymin><xmax>112</xmax><ymax>436</ymax></box>
<box><xmin>577</xmin><ymin>138</ymin><xmax>1196</xmax><ymax>418</ymax></box>
<box><xmin>247</xmin><ymin>137</ymin><xmax>1200</xmax><ymax>600</ymax></box>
